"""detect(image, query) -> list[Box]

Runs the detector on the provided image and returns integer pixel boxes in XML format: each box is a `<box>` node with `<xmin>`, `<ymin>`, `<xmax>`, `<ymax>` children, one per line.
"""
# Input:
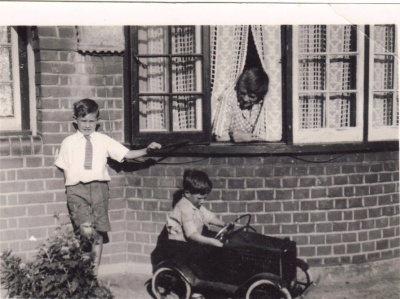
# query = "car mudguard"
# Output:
<box><xmin>153</xmin><ymin>259</ymin><xmax>196</xmax><ymax>286</ymax></box>
<box><xmin>238</xmin><ymin>272</ymin><xmax>289</xmax><ymax>295</ymax></box>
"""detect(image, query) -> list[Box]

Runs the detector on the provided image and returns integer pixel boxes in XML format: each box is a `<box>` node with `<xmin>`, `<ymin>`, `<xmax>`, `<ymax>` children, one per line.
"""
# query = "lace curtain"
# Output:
<box><xmin>371</xmin><ymin>25</ymin><xmax>398</xmax><ymax>127</ymax></box>
<box><xmin>211</xmin><ymin>25</ymin><xmax>282</xmax><ymax>141</ymax></box>
<box><xmin>211</xmin><ymin>25</ymin><xmax>249</xmax><ymax>138</ymax></box>
<box><xmin>298</xmin><ymin>25</ymin><xmax>357</xmax><ymax>130</ymax></box>
<box><xmin>138</xmin><ymin>26</ymin><xmax>200</xmax><ymax>132</ymax></box>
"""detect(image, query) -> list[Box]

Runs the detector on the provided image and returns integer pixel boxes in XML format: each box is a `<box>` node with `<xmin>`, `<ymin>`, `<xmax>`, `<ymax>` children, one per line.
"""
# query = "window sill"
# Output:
<box><xmin>141</xmin><ymin>140</ymin><xmax>399</xmax><ymax>157</ymax></box>
<box><xmin>0</xmin><ymin>135</ymin><xmax>43</xmax><ymax>156</ymax></box>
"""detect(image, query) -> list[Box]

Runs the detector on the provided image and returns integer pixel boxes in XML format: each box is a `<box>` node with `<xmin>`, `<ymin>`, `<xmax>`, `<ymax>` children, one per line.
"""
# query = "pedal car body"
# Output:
<box><xmin>151</xmin><ymin>214</ymin><xmax>313</xmax><ymax>299</ymax></box>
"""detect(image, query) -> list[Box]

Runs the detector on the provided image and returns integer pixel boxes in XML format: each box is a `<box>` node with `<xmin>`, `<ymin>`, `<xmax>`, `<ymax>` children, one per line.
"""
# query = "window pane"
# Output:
<box><xmin>298</xmin><ymin>25</ymin><xmax>327</xmax><ymax>53</ymax></box>
<box><xmin>0</xmin><ymin>47</ymin><xmax>12</xmax><ymax>81</ymax></box>
<box><xmin>139</xmin><ymin>58</ymin><xmax>169</xmax><ymax>93</ymax></box>
<box><xmin>372</xmin><ymin>92</ymin><xmax>395</xmax><ymax>126</ymax></box>
<box><xmin>374</xmin><ymin>25</ymin><xmax>395</xmax><ymax>54</ymax></box>
<box><xmin>0</xmin><ymin>26</ymin><xmax>11</xmax><ymax>44</ymax></box>
<box><xmin>373</xmin><ymin>54</ymin><xmax>395</xmax><ymax>90</ymax></box>
<box><xmin>299</xmin><ymin>94</ymin><xmax>325</xmax><ymax>129</ymax></box>
<box><xmin>329</xmin><ymin>55</ymin><xmax>357</xmax><ymax>91</ymax></box>
<box><xmin>172</xmin><ymin>95</ymin><xmax>202</xmax><ymax>131</ymax></box>
<box><xmin>327</xmin><ymin>93</ymin><xmax>356</xmax><ymax>128</ymax></box>
<box><xmin>329</xmin><ymin>25</ymin><xmax>357</xmax><ymax>53</ymax></box>
<box><xmin>0</xmin><ymin>84</ymin><xmax>14</xmax><ymax>117</ymax></box>
<box><xmin>298</xmin><ymin>55</ymin><xmax>326</xmax><ymax>91</ymax></box>
<box><xmin>171</xmin><ymin>26</ymin><xmax>200</xmax><ymax>54</ymax></box>
<box><xmin>138</xmin><ymin>26</ymin><xmax>169</xmax><ymax>55</ymax></box>
<box><xmin>139</xmin><ymin>96</ymin><xmax>169</xmax><ymax>131</ymax></box>
<box><xmin>172</xmin><ymin>57</ymin><xmax>202</xmax><ymax>92</ymax></box>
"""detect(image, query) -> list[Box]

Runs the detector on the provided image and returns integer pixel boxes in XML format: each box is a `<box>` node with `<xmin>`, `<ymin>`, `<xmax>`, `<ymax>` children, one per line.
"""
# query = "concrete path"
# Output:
<box><xmin>101</xmin><ymin>258</ymin><xmax>400</xmax><ymax>299</ymax></box>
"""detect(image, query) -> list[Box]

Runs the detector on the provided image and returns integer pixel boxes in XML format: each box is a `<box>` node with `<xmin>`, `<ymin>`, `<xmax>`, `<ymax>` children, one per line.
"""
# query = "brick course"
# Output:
<box><xmin>0</xmin><ymin>26</ymin><xmax>398</xmax><ymax>269</ymax></box>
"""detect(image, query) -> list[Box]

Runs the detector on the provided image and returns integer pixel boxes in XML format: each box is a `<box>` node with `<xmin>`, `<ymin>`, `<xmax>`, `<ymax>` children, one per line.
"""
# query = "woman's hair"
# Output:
<box><xmin>73</xmin><ymin>98</ymin><xmax>100</xmax><ymax>119</ymax></box>
<box><xmin>183</xmin><ymin>169</ymin><xmax>212</xmax><ymax>195</ymax></box>
<box><xmin>236</xmin><ymin>67</ymin><xmax>269</xmax><ymax>103</ymax></box>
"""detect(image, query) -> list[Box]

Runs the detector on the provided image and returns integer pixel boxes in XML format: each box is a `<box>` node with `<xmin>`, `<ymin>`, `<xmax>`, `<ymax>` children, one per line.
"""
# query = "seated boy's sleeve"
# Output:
<box><xmin>201</xmin><ymin>207</ymin><xmax>218</xmax><ymax>226</ymax></box>
<box><xmin>181</xmin><ymin>210</ymin><xmax>198</xmax><ymax>238</ymax></box>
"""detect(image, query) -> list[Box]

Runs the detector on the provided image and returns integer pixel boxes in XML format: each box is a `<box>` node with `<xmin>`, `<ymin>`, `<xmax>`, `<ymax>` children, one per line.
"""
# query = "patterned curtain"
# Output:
<box><xmin>211</xmin><ymin>25</ymin><xmax>249</xmax><ymax>138</ymax></box>
<box><xmin>251</xmin><ymin>25</ymin><xmax>282</xmax><ymax>141</ymax></box>
<box><xmin>138</xmin><ymin>26</ymin><xmax>200</xmax><ymax>132</ymax></box>
<box><xmin>372</xmin><ymin>25</ymin><xmax>398</xmax><ymax>127</ymax></box>
<box><xmin>138</xmin><ymin>26</ymin><xmax>168</xmax><ymax>131</ymax></box>
<box><xmin>298</xmin><ymin>25</ymin><xmax>357</xmax><ymax>129</ymax></box>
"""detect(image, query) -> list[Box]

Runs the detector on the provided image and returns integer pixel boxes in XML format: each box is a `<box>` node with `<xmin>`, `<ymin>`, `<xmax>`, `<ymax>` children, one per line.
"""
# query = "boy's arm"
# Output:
<box><xmin>209</xmin><ymin>216</ymin><xmax>225</xmax><ymax>228</ymax></box>
<box><xmin>188</xmin><ymin>232</ymin><xmax>223</xmax><ymax>247</ymax></box>
<box><xmin>124</xmin><ymin>142</ymin><xmax>161</xmax><ymax>160</ymax></box>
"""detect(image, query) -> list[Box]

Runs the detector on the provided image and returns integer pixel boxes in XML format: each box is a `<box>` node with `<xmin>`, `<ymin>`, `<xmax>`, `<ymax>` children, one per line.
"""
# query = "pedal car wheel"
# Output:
<box><xmin>295</xmin><ymin>259</ymin><xmax>312</xmax><ymax>293</ymax></box>
<box><xmin>245</xmin><ymin>279</ymin><xmax>291</xmax><ymax>299</ymax></box>
<box><xmin>152</xmin><ymin>267</ymin><xmax>191</xmax><ymax>299</ymax></box>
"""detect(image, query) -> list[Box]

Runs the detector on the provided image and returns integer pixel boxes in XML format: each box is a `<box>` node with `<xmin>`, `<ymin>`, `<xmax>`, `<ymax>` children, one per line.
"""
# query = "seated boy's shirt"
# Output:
<box><xmin>55</xmin><ymin>131</ymin><xmax>129</xmax><ymax>186</ymax></box>
<box><xmin>166</xmin><ymin>196</ymin><xmax>217</xmax><ymax>242</ymax></box>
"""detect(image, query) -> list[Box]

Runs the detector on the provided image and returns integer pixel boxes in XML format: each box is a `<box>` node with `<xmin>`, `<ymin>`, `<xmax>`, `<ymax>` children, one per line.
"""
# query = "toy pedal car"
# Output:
<box><xmin>151</xmin><ymin>214</ymin><xmax>313</xmax><ymax>299</ymax></box>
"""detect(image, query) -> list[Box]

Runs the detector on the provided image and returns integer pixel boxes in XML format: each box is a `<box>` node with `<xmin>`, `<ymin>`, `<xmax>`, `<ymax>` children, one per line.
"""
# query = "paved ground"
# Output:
<box><xmin>101</xmin><ymin>258</ymin><xmax>400</xmax><ymax>299</ymax></box>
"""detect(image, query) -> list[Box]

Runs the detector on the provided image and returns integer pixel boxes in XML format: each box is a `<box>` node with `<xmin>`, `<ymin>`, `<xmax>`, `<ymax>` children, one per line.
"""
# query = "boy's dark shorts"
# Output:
<box><xmin>66</xmin><ymin>181</ymin><xmax>111</xmax><ymax>244</ymax></box>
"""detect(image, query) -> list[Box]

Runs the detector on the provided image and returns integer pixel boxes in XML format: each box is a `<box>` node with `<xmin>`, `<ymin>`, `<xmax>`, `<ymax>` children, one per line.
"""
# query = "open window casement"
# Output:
<box><xmin>131</xmin><ymin>26</ymin><xmax>211</xmax><ymax>145</ymax></box>
<box><xmin>292</xmin><ymin>25</ymin><xmax>365</xmax><ymax>144</ymax></box>
<box><xmin>368</xmin><ymin>25</ymin><xmax>399</xmax><ymax>141</ymax></box>
<box><xmin>211</xmin><ymin>25</ymin><xmax>282</xmax><ymax>142</ymax></box>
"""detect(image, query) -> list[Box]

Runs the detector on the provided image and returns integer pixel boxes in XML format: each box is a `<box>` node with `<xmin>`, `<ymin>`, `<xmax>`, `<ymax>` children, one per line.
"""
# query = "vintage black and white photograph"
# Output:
<box><xmin>0</xmin><ymin>2</ymin><xmax>399</xmax><ymax>299</ymax></box>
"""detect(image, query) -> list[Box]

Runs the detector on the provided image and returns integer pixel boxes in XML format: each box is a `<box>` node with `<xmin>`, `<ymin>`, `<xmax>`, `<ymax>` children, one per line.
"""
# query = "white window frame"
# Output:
<box><xmin>292</xmin><ymin>25</ymin><xmax>365</xmax><ymax>144</ymax></box>
<box><xmin>0</xmin><ymin>27</ymin><xmax>22</xmax><ymax>131</ymax></box>
<box><xmin>368</xmin><ymin>24</ymin><xmax>399</xmax><ymax>141</ymax></box>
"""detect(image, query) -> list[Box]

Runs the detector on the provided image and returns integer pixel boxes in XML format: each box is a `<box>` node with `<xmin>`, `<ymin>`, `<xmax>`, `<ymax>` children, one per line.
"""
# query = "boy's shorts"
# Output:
<box><xmin>66</xmin><ymin>181</ymin><xmax>111</xmax><ymax>244</ymax></box>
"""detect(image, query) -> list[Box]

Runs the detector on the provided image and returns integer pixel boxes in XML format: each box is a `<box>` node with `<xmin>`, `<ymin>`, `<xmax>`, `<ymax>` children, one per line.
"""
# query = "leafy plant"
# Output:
<box><xmin>1</xmin><ymin>214</ymin><xmax>113</xmax><ymax>299</ymax></box>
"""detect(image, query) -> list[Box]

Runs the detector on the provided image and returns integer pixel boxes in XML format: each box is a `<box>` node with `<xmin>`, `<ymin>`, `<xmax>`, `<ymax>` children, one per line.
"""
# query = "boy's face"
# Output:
<box><xmin>185</xmin><ymin>192</ymin><xmax>208</xmax><ymax>209</ymax></box>
<box><xmin>74</xmin><ymin>113</ymin><xmax>99</xmax><ymax>136</ymax></box>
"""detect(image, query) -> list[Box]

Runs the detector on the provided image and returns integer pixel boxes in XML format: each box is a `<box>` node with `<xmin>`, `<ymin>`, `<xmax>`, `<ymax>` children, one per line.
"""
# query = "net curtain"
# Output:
<box><xmin>138</xmin><ymin>26</ymin><xmax>197</xmax><ymax>131</ymax></box>
<box><xmin>211</xmin><ymin>25</ymin><xmax>282</xmax><ymax>142</ymax></box>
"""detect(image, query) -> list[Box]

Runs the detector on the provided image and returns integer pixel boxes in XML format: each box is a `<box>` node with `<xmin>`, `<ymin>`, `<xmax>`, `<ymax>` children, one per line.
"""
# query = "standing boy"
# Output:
<box><xmin>166</xmin><ymin>169</ymin><xmax>227</xmax><ymax>247</ymax></box>
<box><xmin>55</xmin><ymin>98</ymin><xmax>161</xmax><ymax>273</ymax></box>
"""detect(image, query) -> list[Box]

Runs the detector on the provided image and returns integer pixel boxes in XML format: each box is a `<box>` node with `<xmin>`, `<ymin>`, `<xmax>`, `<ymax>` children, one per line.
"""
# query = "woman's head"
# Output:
<box><xmin>236</xmin><ymin>67</ymin><xmax>269</xmax><ymax>110</ymax></box>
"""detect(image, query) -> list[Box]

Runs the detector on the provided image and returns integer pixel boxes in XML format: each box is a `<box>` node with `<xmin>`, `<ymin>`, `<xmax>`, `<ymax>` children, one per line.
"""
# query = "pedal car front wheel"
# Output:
<box><xmin>152</xmin><ymin>267</ymin><xmax>192</xmax><ymax>299</ymax></box>
<box><xmin>245</xmin><ymin>279</ymin><xmax>291</xmax><ymax>299</ymax></box>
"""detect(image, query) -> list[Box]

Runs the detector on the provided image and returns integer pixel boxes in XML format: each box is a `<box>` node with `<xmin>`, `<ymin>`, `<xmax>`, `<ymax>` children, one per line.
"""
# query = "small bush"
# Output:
<box><xmin>0</xmin><ymin>214</ymin><xmax>113</xmax><ymax>299</ymax></box>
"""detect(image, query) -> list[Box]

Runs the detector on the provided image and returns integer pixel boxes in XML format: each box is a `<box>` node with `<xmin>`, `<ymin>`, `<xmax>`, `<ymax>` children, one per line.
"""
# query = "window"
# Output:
<box><xmin>125</xmin><ymin>25</ymin><xmax>398</xmax><ymax>150</ymax></box>
<box><xmin>292</xmin><ymin>25</ymin><xmax>364</xmax><ymax>144</ymax></box>
<box><xmin>126</xmin><ymin>26</ymin><xmax>211</xmax><ymax>146</ymax></box>
<box><xmin>0</xmin><ymin>26</ymin><xmax>32</xmax><ymax>135</ymax></box>
<box><xmin>368</xmin><ymin>25</ymin><xmax>398</xmax><ymax>141</ymax></box>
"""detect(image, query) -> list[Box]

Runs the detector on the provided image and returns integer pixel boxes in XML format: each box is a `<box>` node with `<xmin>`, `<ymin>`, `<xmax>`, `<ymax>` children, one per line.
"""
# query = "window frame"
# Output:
<box><xmin>367</xmin><ymin>24</ymin><xmax>399</xmax><ymax>141</ymax></box>
<box><xmin>123</xmin><ymin>25</ymin><xmax>398</xmax><ymax>155</ymax></box>
<box><xmin>291</xmin><ymin>25</ymin><xmax>365</xmax><ymax>144</ymax></box>
<box><xmin>0</xmin><ymin>26</ymin><xmax>30</xmax><ymax>136</ymax></box>
<box><xmin>124</xmin><ymin>26</ymin><xmax>211</xmax><ymax>147</ymax></box>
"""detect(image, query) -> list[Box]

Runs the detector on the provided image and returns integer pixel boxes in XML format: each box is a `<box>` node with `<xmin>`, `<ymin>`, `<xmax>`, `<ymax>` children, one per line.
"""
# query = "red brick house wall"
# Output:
<box><xmin>0</xmin><ymin>26</ymin><xmax>398</xmax><ymax>271</ymax></box>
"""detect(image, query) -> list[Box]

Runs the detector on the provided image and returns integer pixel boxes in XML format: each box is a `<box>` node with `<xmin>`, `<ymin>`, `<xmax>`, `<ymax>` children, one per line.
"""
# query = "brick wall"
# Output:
<box><xmin>0</xmin><ymin>26</ymin><xmax>399</xmax><ymax>270</ymax></box>
<box><xmin>124</xmin><ymin>153</ymin><xmax>399</xmax><ymax>267</ymax></box>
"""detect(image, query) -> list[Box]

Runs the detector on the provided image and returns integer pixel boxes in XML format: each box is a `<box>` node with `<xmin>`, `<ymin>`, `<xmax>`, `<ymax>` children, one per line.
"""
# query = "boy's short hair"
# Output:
<box><xmin>73</xmin><ymin>98</ymin><xmax>100</xmax><ymax>119</ymax></box>
<box><xmin>183</xmin><ymin>169</ymin><xmax>212</xmax><ymax>195</ymax></box>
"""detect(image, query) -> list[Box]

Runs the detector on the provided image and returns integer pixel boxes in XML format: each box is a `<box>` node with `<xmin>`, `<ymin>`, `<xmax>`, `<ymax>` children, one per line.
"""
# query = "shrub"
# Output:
<box><xmin>0</xmin><ymin>214</ymin><xmax>113</xmax><ymax>299</ymax></box>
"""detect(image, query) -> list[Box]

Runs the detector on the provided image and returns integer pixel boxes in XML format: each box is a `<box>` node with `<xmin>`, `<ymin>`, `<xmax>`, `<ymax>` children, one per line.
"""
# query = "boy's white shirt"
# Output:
<box><xmin>55</xmin><ymin>131</ymin><xmax>129</xmax><ymax>186</ymax></box>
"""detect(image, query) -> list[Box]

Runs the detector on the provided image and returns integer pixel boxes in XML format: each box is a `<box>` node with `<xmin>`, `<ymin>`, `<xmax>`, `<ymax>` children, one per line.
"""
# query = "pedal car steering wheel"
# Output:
<box><xmin>215</xmin><ymin>214</ymin><xmax>252</xmax><ymax>243</ymax></box>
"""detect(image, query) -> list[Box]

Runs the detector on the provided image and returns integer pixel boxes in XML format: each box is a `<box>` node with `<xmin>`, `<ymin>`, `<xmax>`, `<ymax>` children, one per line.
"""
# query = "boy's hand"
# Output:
<box><xmin>146</xmin><ymin>142</ymin><xmax>162</xmax><ymax>153</ymax></box>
